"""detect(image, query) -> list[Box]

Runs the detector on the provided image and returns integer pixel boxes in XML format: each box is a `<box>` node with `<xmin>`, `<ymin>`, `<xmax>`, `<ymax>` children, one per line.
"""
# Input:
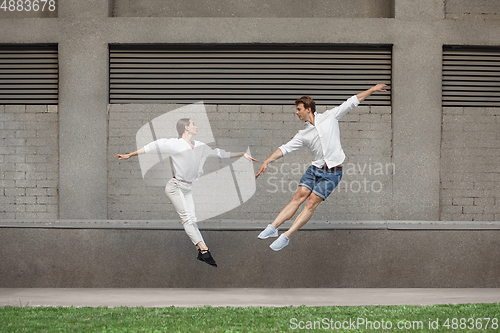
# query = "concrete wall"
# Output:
<box><xmin>111</xmin><ymin>0</ymin><xmax>395</xmax><ymax>18</ymax></box>
<box><xmin>445</xmin><ymin>0</ymin><xmax>500</xmax><ymax>20</ymax></box>
<box><xmin>1</xmin><ymin>0</ymin><xmax>499</xmax><ymax>287</ymax></box>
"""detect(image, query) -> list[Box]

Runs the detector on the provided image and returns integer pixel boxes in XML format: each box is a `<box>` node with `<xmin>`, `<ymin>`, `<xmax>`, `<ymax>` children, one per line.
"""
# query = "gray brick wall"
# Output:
<box><xmin>335</xmin><ymin>105</ymin><xmax>393</xmax><ymax>220</ymax></box>
<box><xmin>441</xmin><ymin>107</ymin><xmax>500</xmax><ymax>221</ymax></box>
<box><xmin>445</xmin><ymin>0</ymin><xmax>500</xmax><ymax>20</ymax></box>
<box><xmin>108</xmin><ymin>103</ymin><xmax>393</xmax><ymax>221</ymax></box>
<box><xmin>0</xmin><ymin>105</ymin><xmax>59</xmax><ymax>220</ymax></box>
<box><xmin>5</xmin><ymin>103</ymin><xmax>498</xmax><ymax>223</ymax></box>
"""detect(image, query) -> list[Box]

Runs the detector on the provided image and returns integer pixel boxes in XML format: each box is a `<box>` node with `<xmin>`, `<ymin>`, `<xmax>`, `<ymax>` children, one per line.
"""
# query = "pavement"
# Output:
<box><xmin>1</xmin><ymin>289</ymin><xmax>500</xmax><ymax>307</ymax></box>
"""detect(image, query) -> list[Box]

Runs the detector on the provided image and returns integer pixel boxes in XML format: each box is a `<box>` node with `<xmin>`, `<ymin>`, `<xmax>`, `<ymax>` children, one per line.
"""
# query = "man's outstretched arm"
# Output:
<box><xmin>356</xmin><ymin>84</ymin><xmax>388</xmax><ymax>103</ymax></box>
<box><xmin>255</xmin><ymin>148</ymin><xmax>283</xmax><ymax>179</ymax></box>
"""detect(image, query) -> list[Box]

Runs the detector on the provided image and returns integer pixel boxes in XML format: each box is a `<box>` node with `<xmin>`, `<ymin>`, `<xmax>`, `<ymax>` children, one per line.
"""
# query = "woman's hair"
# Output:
<box><xmin>176</xmin><ymin>118</ymin><xmax>191</xmax><ymax>138</ymax></box>
<box><xmin>295</xmin><ymin>96</ymin><xmax>316</xmax><ymax>113</ymax></box>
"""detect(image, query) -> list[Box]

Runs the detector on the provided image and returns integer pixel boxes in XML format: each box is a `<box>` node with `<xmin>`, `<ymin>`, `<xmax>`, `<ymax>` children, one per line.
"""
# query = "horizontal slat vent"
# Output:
<box><xmin>110</xmin><ymin>44</ymin><xmax>392</xmax><ymax>105</ymax></box>
<box><xmin>443</xmin><ymin>46</ymin><xmax>500</xmax><ymax>107</ymax></box>
<box><xmin>0</xmin><ymin>44</ymin><xmax>58</xmax><ymax>105</ymax></box>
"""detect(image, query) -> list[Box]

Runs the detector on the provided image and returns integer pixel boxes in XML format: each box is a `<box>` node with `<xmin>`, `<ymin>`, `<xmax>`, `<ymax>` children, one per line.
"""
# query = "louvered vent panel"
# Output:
<box><xmin>110</xmin><ymin>44</ymin><xmax>391</xmax><ymax>105</ymax></box>
<box><xmin>0</xmin><ymin>44</ymin><xmax>58</xmax><ymax>105</ymax></box>
<box><xmin>443</xmin><ymin>46</ymin><xmax>500</xmax><ymax>107</ymax></box>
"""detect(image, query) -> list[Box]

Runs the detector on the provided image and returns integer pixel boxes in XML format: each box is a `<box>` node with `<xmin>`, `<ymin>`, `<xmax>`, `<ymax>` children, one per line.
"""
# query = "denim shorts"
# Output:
<box><xmin>299</xmin><ymin>165</ymin><xmax>343</xmax><ymax>200</ymax></box>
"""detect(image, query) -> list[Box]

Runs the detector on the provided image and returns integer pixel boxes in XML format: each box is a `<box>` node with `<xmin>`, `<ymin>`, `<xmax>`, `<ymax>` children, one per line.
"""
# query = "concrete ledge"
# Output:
<box><xmin>1</xmin><ymin>220</ymin><xmax>499</xmax><ymax>230</ymax></box>
<box><xmin>2</xmin><ymin>228</ymin><xmax>499</xmax><ymax>287</ymax></box>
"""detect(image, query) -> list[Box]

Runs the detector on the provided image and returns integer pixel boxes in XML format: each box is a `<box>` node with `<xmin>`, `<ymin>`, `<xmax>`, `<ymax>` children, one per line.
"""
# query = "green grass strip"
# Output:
<box><xmin>1</xmin><ymin>303</ymin><xmax>500</xmax><ymax>332</ymax></box>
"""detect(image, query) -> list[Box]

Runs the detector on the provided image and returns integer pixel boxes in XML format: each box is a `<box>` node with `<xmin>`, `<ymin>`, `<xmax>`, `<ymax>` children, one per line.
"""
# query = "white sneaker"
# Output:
<box><xmin>270</xmin><ymin>234</ymin><xmax>289</xmax><ymax>251</ymax></box>
<box><xmin>258</xmin><ymin>224</ymin><xmax>278</xmax><ymax>239</ymax></box>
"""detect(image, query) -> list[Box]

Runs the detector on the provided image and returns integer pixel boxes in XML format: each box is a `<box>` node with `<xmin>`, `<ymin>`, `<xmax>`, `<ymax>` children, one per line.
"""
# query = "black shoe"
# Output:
<box><xmin>197</xmin><ymin>249</ymin><xmax>217</xmax><ymax>267</ymax></box>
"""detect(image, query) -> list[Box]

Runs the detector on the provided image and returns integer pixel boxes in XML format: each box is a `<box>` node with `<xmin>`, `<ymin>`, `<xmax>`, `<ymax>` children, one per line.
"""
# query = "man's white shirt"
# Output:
<box><xmin>279</xmin><ymin>95</ymin><xmax>360</xmax><ymax>168</ymax></box>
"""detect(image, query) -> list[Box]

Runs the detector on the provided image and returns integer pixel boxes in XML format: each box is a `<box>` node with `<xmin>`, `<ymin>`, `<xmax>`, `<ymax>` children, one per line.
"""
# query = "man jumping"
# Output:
<box><xmin>255</xmin><ymin>84</ymin><xmax>387</xmax><ymax>251</ymax></box>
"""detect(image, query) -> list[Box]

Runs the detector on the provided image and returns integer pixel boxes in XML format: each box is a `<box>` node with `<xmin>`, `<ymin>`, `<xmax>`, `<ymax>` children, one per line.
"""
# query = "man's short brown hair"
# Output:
<box><xmin>295</xmin><ymin>96</ymin><xmax>316</xmax><ymax>112</ymax></box>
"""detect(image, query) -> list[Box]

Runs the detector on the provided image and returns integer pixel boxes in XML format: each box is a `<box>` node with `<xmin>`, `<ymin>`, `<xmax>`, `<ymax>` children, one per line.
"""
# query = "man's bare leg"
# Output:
<box><xmin>271</xmin><ymin>186</ymin><xmax>312</xmax><ymax>229</ymax></box>
<box><xmin>284</xmin><ymin>192</ymin><xmax>323</xmax><ymax>238</ymax></box>
<box><xmin>269</xmin><ymin>192</ymin><xmax>323</xmax><ymax>251</ymax></box>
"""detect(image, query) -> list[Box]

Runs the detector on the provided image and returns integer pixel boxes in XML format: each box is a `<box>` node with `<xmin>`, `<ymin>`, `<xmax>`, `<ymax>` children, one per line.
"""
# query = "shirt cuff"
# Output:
<box><xmin>352</xmin><ymin>94</ymin><xmax>360</xmax><ymax>106</ymax></box>
<box><xmin>219</xmin><ymin>149</ymin><xmax>231</xmax><ymax>159</ymax></box>
<box><xmin>278</xmin><ymin>146</ymin><xmax>290</xmax><ymax>156</ymax></box>
<box><xmin>143</xmin><ymin>143</ymin><xmax>154</xmax><ymax>154</ymax></box>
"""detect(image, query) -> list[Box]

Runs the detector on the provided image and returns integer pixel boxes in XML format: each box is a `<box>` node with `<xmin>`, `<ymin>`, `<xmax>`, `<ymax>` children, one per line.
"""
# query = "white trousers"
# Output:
<box><xmin>165</xmin><ymin>177</ymin><xmax>205</xmax><ymax>246</ymax></box>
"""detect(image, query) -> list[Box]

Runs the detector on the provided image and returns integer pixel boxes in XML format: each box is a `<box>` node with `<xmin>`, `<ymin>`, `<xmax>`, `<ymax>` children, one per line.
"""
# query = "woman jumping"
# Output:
<box><xmin>115</xmin><ymin>118</ymin><xmax>257</xmax><ymax>267</ymax></box>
